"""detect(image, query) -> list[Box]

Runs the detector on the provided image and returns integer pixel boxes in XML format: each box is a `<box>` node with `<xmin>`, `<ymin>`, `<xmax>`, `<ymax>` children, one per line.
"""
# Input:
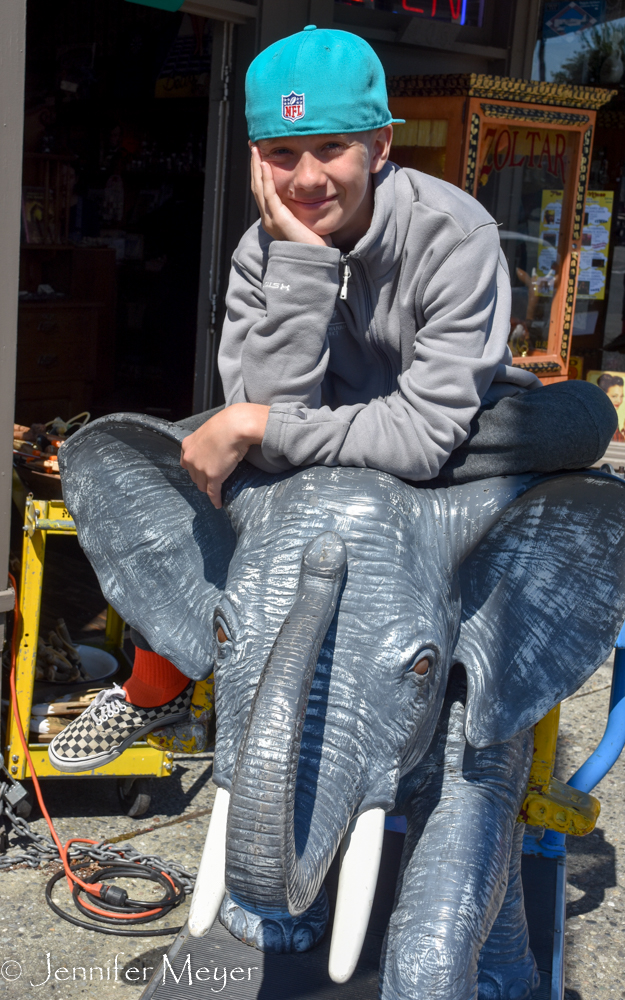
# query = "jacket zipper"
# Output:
<box><xmin>349</xmin><ymin>257</ymin><xmax>394</xmax><ymax>396</ymax></box>
<box><xmin>339</xmin><ymin>255</ymin><xmax>351</xmax><ymax>300</ymax></box>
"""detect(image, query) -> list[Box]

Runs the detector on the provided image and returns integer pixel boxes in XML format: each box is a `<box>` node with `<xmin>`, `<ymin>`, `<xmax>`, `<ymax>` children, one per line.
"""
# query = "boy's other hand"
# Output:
<box><xmin>251</xmin><ymin>146</ymin><xmax>332</xmax><ymax>247</ymax></box>
<box><xmin>180</xmin><ymin>403</ymin><xmax>270</xmax><ymax>508</ymax></box>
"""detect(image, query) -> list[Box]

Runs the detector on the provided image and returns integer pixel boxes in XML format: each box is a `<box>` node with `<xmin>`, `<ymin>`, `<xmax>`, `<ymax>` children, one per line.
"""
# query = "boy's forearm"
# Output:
<box><xmin>239</xmin><ymin>242</ymin><xmax>340</xmax><ymax>407</ymax></box>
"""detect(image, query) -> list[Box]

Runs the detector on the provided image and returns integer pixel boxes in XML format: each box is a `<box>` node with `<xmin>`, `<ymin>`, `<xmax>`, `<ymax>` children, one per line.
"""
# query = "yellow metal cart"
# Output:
<box><xmin>4</xmin><ymin>496</ymin><xmax>172</xmax><ymax>815</ymax></box>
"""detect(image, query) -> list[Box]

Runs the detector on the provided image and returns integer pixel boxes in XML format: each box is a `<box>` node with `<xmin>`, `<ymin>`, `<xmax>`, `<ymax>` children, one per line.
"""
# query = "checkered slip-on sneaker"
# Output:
<box><xmin>47</xmin><ymin>682</ymin><xmax>194</xmax><ymax>773</ymax></box>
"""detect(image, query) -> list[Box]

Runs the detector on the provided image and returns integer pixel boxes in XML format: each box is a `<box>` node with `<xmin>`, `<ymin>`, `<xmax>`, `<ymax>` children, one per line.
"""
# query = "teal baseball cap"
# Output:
<box><xmin>245</xmin><ymin>25</ymin><xmax>403</xmax><ymax>142</ymax></box>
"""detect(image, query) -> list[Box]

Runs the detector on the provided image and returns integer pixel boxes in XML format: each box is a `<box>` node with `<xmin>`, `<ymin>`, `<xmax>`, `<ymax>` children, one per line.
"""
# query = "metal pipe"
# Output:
<box><xmin>23</xmin><ymin>520</ymin><xmax>76</xmax><ymax>533</ymax></box>
<box><xmin>207</xmin><ymin>20</ymin><xmax>233</xmax><ymax>409</ymax></box>
<box><xmin>542</xmin><ymin>621</ymin><xmax>625</xmax><ymax>854</ymax></box>
<box><xmin>193</xmin><ymin>18</ymin><xmax>233</xmax><ymax>414</ymax></box>
<box><xmin>566</xmin><ymin>626</ymin><xmax>625</xmax><ymax>794</ymax></box>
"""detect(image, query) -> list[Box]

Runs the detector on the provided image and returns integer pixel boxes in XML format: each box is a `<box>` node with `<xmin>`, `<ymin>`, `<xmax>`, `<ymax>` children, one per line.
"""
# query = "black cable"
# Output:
<box><xmin>45</xmin><ymin>860</ymin><xmax>186</xmax><ymax>936</ymax></box>
<box><xmin>73</xmin><ymin>864</ymin><xmax>182</xmax><ymax>924</ymax></box>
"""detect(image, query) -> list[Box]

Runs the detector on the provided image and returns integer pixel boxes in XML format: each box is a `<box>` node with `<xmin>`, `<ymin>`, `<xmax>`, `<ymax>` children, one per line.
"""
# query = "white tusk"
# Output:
<box><xmin>328</xmin><ymin>807</ymin><xmax>385</xmax><ymax>984</ymax></box>
<box><xmin>188</xmin><ymin>786</ymin><xmax>230</xmax><ymax>937</ymax></box>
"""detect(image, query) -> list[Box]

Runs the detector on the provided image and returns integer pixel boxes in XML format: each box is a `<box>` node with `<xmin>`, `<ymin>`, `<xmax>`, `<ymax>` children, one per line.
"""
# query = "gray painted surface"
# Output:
<box><xmin>194</xmin><ymin>19</ymin><xmax>235</xmax><ymax>413</ymax></box>
<box><xmin>0</xmin><ymin>0</ymin><xmax>26</xmax><ymax>671</ymax></box>
<box><xmin>507</xmin><ymin>0</ymin><xmax>542</xmax><ymax>80</ymax></box>
<box><xmin>59</xmin><ymin>413</ymin><xmax>625</xmax><ymax>998</ymax></box>
<box><xmin>193</xmin><ymin>13</ymin><xmax>258</xmax><ymax>411</ymax></box>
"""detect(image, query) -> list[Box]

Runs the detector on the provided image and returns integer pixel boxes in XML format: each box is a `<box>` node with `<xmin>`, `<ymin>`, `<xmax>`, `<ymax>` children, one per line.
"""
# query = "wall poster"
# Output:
<box><xmin>587</xmin><ymin>369</ymin><xmax>625</xmax><ymax>441</ymax></box>
<box><xmin>536</xmin><ymin>189</ymin><xmax>563</xmax><ymax>292</ymax></box>
<box><xmin>533</xmin><ymin>188</ymin><xmax>613</xmax><ymax>301</ymax></box>
<box><xmin>577</xmin><ymin>190</ymin><xmax>613</xmax><ymax>300</ymax></box>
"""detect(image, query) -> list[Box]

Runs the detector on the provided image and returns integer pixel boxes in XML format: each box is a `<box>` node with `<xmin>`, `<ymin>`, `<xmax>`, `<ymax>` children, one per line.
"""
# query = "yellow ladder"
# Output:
<box><xmin>519</xmin><ymin>704</ymin><xmax>600</xmax><ymax>836</ymax></box>
<box><xmin>4</xmin><ymin>497</ymin><xmax>172</xmax><ymax>781</ymax></box>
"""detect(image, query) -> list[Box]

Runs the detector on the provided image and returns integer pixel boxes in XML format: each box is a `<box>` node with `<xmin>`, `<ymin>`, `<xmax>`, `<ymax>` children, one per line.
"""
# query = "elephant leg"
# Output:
<box><xmin>380</xmin><ymin>672</ymin><xmax>533</xmax><ymax>1000</ymax></box>
<box><xmin>477</xmin><ymin>824</ymin><xmax>540</xmax><ymax>1000</ymax></box>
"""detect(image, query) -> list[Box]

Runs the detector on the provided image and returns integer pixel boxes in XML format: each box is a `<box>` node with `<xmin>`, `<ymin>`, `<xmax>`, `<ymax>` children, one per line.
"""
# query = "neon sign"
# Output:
<box><xmin>335</xmin><ymin>0</ymin><xmax>484</xmax><ymax>28</ymax></box>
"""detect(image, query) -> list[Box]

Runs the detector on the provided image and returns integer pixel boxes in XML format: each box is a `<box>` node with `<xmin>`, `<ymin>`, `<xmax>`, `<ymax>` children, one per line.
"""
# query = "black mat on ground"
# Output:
<box><xmin>522</xmin><ymin>852</ymin><xmax>559</xmax><ymax>1000</ymax></box>
<box><xmin>141</xmin><ymin>833</ymin><xmax>559</xmax><ymax>999</ymax></box>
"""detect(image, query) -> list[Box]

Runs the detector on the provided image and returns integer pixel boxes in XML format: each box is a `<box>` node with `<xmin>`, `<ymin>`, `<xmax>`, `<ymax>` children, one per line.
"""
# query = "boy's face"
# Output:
<box><xmin>253</xmin><ymin>127</ymin><xmax>393</xmax><ymax>242</ymax></box>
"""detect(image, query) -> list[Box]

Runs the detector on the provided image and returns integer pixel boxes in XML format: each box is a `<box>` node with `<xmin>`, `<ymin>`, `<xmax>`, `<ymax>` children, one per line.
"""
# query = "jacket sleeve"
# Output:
<box><xmin>218</xmin><ymin>239</ymin><xmax>341</xmax><ymax>408</ymax></box>
<box><xmin>261</xmin><ymin>224</ymin><xmax>521</xmax><ymax>480</ymax></box>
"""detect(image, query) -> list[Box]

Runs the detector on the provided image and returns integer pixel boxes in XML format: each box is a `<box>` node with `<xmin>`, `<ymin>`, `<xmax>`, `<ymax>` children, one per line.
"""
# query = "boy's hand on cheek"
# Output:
<box><xmin>180</xmin><ymin>403</ymin><xmax>270</xmax><ymax>508</ymax></box>
<box><xmin>251</xmin><ymin>146</ymin><xmax>332</xmax><ymax>247</ymax></box>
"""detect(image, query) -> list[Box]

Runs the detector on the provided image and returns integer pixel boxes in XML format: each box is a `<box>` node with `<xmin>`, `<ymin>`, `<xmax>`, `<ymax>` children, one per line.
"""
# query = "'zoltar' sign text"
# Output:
<box><xmin>478</xmin><ymin>126</ymin><xmax>572</xmax><ymax>185</ymax></box>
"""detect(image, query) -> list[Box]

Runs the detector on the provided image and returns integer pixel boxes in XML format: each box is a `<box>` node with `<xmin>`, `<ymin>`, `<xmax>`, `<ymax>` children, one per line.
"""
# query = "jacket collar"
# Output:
<box><xmin>348</xmin><ymin>162</ymin><xmax>415</xmax><ymax>279</ymax></box>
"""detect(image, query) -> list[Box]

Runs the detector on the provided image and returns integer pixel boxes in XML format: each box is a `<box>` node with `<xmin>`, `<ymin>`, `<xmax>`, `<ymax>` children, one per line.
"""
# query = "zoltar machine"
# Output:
<box><xmin>389</xmin><ymin>74</ymin><xmax>615</xmax><ymax>381</ymax></box>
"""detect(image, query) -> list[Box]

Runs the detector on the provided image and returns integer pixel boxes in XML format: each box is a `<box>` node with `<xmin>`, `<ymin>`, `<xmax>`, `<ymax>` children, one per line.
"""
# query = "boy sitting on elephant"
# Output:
<box><xmin>50</xmin><ymin>26</ymin><xmax>616</xmax><ymax>770</ymax></box>
<box><xmin>180</xmin><ymin>25</ymin><xmax>615</xmax><ymax>508</ymax></box>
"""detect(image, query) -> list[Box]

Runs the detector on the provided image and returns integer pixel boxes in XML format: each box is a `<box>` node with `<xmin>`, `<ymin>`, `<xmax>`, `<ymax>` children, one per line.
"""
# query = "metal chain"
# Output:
<box><xmin>0</xmin><ymin>792</ymin><xmax>197</xmax><ymax>894</ymax></box>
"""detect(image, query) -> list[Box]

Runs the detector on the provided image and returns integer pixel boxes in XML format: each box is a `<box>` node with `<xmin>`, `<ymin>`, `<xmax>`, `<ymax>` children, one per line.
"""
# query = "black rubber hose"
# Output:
<box><xmin>45</xmin><ymin>860</ymin><xmax>186</xmax><ymax>937</ymax></box>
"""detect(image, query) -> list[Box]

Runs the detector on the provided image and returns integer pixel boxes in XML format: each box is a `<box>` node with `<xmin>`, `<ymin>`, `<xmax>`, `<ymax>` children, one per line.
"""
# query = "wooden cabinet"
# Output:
<box><xmin>389</xmin><ymin>75</ymin><xmax>616</xmax><ymax>382</ymax></box>
<box><xmin>16</xmin><ymin>246</ymin><xmax>116</xmax><ymax>425</ymax></box>
<box><xmin>17</xmin><ymin>303</ymin><xmax>99</xmax><ymax>382</ymax></box>
<box><xmin>16</xmin><ymin>303</ymin><xmax>99</xmax><ymax>425</ymax></box>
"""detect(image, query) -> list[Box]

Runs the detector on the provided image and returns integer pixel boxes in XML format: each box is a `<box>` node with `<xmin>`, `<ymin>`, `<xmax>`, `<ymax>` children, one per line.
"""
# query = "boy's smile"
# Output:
<box><xmin>252</xmin><ymin>127</ymin><xmax>392</xmax><ymax>251</ymax></box>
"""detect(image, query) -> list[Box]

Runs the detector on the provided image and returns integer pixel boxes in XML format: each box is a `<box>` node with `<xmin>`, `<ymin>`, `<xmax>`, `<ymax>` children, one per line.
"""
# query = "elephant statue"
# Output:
<box><xmin>59</xmin><ymin>412</ymin><xmax>625</xmax><ymax>1000</ymax></box>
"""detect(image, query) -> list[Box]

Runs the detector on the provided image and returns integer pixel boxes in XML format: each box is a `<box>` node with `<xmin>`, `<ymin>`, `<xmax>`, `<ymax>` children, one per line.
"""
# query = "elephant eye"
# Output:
<box><xmin>408</xmin><ymin>650</ymin><xmax>434</xmax><ymax>676</ymax></box>
<box><xmin>214</xmin><ymin>616</ymin><xmax>231</xmax><ymax>645</ymax></box>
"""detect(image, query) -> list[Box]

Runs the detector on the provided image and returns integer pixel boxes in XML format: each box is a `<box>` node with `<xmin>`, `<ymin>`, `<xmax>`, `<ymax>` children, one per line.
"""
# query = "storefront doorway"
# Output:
<box><xmin>14</xmin><ymin>0</ymin><xmax>535</xmax><ymax>432</ymax></box>
<box><xmin>17</xmin><ymin>0</ymin><xmax>211</xmax><ymax>426</ymax></box>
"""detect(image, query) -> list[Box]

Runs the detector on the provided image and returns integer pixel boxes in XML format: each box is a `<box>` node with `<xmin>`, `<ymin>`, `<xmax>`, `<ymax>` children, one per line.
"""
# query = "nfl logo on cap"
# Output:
<box><xmin>282</xmin><ymin>91</ymin><xmax>305</xmax><ymax>122</ymax></box>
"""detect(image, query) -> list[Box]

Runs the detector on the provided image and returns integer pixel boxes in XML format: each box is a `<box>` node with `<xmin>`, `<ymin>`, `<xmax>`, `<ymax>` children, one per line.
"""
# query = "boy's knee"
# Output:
<box><xmin>526</xmin><ymin>379</ymin><xmax>617</xmax><ymax>467</ymax></box>
<box><xmin>496</xmin><ymin>379</ymin><xmax>617</xmax><ymax>472</ymax></box>
<box><xmin>435</xmin><ymin>379</ymin><xmax>618</xmax><ymax>485</ymax></box>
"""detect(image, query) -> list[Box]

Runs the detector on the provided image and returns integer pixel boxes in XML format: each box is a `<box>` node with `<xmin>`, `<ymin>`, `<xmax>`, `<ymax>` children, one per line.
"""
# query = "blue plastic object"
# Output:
<box><xmin>540</xmin><ymin>621</ymin><xmax>625</xmax><ymax>855</ymax></box>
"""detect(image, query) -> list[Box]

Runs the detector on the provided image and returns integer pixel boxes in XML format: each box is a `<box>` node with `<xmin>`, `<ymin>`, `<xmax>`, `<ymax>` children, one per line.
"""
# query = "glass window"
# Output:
<box><xmin>475</xmin><ymin>124</ymin><xmax>578</xmax><ymax>358</ymax></box>
<box><xmin>533</xmin><ymin>1</ymin><xmax>625</xmax><ymax>385</ymax></box>
<box><xmin>533</xmin><ymin>1</ymin><xmax>625</xmax><ymax>86</ymax></box>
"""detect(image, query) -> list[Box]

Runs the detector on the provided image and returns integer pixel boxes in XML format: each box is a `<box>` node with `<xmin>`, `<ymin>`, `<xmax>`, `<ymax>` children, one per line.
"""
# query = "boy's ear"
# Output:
<box><xmin>370</xmin><ymin>125</ymin><xmax>393</xmax><ymax>174</ymax></box>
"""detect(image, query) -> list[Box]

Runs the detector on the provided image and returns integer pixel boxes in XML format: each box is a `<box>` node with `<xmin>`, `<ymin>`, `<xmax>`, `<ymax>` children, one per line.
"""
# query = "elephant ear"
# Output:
<box><xmin>59</xmin><ymin>413</ymin><xmax>236</xmax><ymax>680</ymax></box>
<box><xmin>454</xmin><ymin>473</ymin><xmax>625</xmax><ymax>748</ymax></box>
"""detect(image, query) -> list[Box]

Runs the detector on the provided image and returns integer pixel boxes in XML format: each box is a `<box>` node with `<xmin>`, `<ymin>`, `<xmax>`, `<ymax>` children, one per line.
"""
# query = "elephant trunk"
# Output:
<box><xmin>225</xmin><ymin>531</ymin><xmax>347</xmax><ymax>917</ymax></box>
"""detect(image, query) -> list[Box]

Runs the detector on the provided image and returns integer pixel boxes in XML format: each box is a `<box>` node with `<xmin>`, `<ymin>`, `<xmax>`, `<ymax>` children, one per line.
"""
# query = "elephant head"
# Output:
<box><xmin>60</xmin><ymin>414</ymin><xmax>625</xmax><ymax>980</ymax></box>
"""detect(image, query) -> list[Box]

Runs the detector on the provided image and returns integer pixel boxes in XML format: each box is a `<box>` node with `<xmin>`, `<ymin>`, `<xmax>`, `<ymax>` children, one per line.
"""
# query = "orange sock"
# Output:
<box><xmin>123</xmin><ymin>648</ymin><xmax>190</xmax><ymax>708</ymax></box>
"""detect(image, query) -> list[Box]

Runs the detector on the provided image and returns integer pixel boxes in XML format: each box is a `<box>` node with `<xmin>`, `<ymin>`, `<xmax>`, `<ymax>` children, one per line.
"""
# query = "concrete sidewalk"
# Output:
<box><xmin>0</xmin><ymin>750</ymin><xmax>216</xmax><ymax>999</ymax></box>
<box><xmin>0</xmin><ymin>659</ymin><xmax>623</xmax><ymax>1000</ymax></box>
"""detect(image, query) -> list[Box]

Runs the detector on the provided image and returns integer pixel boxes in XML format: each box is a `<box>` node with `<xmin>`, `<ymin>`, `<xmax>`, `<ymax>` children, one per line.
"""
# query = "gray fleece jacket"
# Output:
<box><xmin>218</xmin><ymin>161</ymin><xmax>541</xmax><ymax>481</ymax></box>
